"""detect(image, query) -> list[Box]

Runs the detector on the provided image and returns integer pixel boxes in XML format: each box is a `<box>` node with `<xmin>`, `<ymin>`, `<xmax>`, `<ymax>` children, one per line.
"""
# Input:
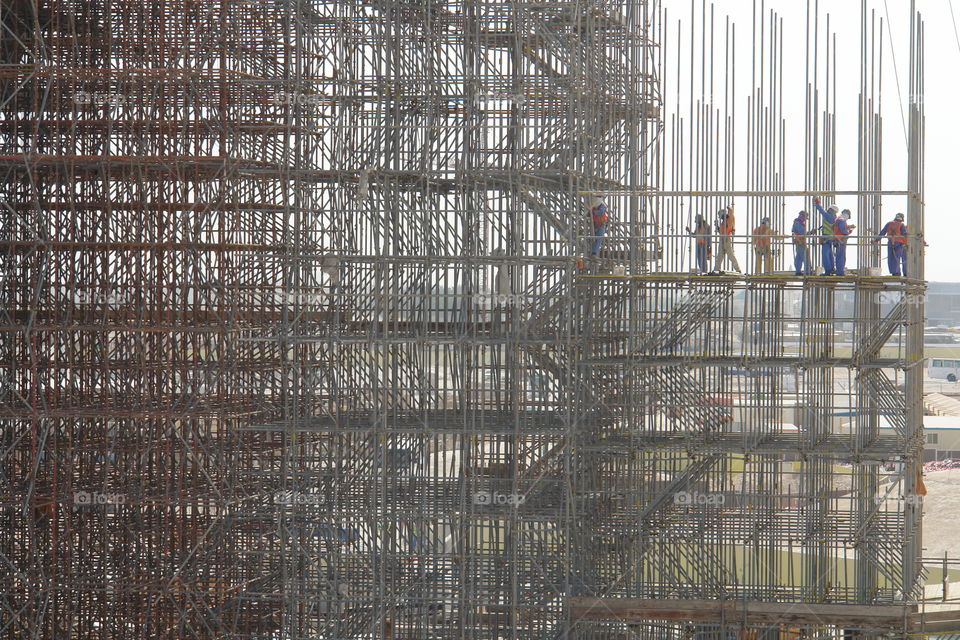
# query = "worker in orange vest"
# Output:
<box><xmin>712</xmin><ymin>205</ymin><xmax>741</xmax><ymax>274</ymax></box>
<box><xmin>752</xmin><ymin>217</ymin><xmax>775</xmax><ymax>274</ymax></box>
<box><xmin>876</xmin><ymin>212</ymin><xmax>908</xmax><ymax>277</ymax></box>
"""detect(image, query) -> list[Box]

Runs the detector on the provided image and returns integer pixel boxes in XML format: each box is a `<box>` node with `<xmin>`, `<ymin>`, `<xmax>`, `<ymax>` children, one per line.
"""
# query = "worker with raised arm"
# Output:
<box><xmin>712</xmin><ymin>204</ymin><xmax>741</xmax><ymax>274</ymax></box>
<box><xmin>752</xmin><ymin>217</ymin><xmax>775</xmax><ymax>274</ymax></box>
<box><xmin>589</xmin><ymin>198</ymin><xmax>608</xmax><ymax>257</ymax></box>
<box><xmin>791</xmin><ymin>210</ymin><xmax>813</xmax><ymax>275</ymax></box>
<box><xmin>876</xmin><ymin>212</ymin><xmax>908</xmax><ymax>277</ymax></box>
<box><xmin>813</xmin><ymin>196</ymin><xmax>838</xmax><ymax>275</ymax></box>
<box><xmin>686</xmin><ymin>213</ymin><xmax>711</xmax><ymax>274</ymax></box>
<box><xmin>832</xmin><ymin>209</ymin><xmax>856</xmax><ymax>276</ymax></box>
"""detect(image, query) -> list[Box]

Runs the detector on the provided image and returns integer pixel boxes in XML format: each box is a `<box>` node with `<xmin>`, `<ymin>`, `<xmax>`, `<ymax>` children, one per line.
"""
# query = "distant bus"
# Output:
<box><xmin>928</xmin><ymin>358</ymin><xmax>960</xmax><ymax>382</ymax></box>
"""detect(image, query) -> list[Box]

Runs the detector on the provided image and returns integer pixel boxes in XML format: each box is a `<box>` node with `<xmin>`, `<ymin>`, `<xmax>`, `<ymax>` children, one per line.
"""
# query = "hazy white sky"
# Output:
<box><xmin>661</xmin><ymin>0</ymin><xmax>955</xmax><ymax>281</ymax></box>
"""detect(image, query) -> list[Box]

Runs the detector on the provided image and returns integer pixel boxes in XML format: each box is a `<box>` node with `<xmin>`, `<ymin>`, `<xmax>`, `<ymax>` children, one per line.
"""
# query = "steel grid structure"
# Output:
<box><xmin>0</xmin><ymin>0</ymin><xmax>932</xmax><ymax>639</ymax></box>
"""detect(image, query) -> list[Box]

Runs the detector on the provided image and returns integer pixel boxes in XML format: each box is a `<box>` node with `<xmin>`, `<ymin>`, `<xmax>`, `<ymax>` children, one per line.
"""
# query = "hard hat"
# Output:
<box><xmin>895</xmin><ymin>212</ymin><xmax>905</xmax><ymax>221</ymax></box>
<box><xmin>841</xmin><ymin>209</ymin><xmax>851</xmax><ymax>220</ymax></box>
<box><xmin>827</xmin><ymin>205</ymin><xmax>839</xmax><ymax>215</ymax></box>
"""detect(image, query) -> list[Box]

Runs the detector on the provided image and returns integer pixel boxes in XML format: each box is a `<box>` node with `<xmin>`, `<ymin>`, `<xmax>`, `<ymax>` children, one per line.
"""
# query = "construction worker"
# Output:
<box><xmin>712</xmin><ymin>205</ymin><xmax>741</xmax><ymax>274</ymax></box>
<box><xmin>685</xmin><ymin>214</ymin><xmax>711</xmax><ymax>273</ymax></box>
<box><xmin>813</xmin><ymin>197</ymin><xmax>838</xmax><ymax>275</ymax></box>
<box><xmin>752</xmin><ymin>217</ymin><xmax>775</xmax><ymax>274</ymax></box>
<box><xmin>833</xmin><ymin>209</ymin><xmax>856</xmax><ymax>276</ymax></box>
<box><xmin>589</xmin><ymin>199</ymin><xmax>608</xmax><ymax>256</ymax></box>
<box><xmin>876</xmin><ymin>212</ymin><xmax>908</xmax><ymax>277</ymax></box>
<box><xmin>791</xmin><ymin>210</ymin><xmax>813</xmax><ymax>275</ymax></box>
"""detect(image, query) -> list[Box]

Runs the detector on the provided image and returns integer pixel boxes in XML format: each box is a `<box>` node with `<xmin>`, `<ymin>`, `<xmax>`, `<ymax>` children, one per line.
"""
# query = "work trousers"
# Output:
<box><xmin>820</xmin><ymin>239</ymin><xmax>834</xmax><ymax>274</ymax></box>
<box><xmin>793</xmin><ymin>242</ymin><xmax>811</xmax><ymax>275</ymax></box>
<box><xmin>833</xmin><ymin>240</ymin><xmax>848</xmax><ymax>276</ymax></box>
<box><xmin>754</xmin><ymin>248</ymin><xmax>773</xmax><ymax>274</ymax></box>
<box><xmin>887</xmin><ymin>242</ymin><xmax>907</xmax><ymax>277</ymax></box>
<box><xmin>591</xmin><ymin>224</ymin><xmax>606</xmax><ymax>255</ymax></box>
<box><xmin>713</xmin><ymin>235</ymin><xmax>741</xmax><ymax>273</ymax></box>
<box><xmin>695</xmin><ymin>243</ymin><xmax>709</xmax><ymax>272</ymax></box>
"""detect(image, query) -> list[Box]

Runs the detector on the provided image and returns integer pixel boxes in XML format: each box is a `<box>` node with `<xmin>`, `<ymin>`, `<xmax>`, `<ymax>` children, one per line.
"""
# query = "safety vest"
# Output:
<box><xmin>592</xmin><ymin>205</ymin><xmax>608</xmax><ymax>227</ymax></box>
<box><xmin>695</xmin><ymin>222</ymin><xmax>709</xmax><ymax>245</ymax></box>
<box><xmin>821</xmin><ymin>217</ymin><xmax>834</xmax><ymax>237</ymax></box>
<box><xmin>833</xmin><ymin>219</ymin><xmax>850</xmax><ymax>236</ymax></box>
<box><xmin>753</xmin><ymin>225</ymin><xmax>772</xmax><ymax>250</ymax></box>
<box><xmin>719</xmin><ymin>212</ymin><xmax>735</xmax><ymax>236</ymax></box>
<box><xmin>886</xmin><ymin>220</ymin><xmax>908</xmax><ymax>244</ymax></box>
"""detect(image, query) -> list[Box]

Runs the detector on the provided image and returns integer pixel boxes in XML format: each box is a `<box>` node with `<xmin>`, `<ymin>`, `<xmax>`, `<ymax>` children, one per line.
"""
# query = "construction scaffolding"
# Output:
<box><xmin>0</xmin><ymin>1</ymin><xmax>934</xmax><ymax>639</ymax></box>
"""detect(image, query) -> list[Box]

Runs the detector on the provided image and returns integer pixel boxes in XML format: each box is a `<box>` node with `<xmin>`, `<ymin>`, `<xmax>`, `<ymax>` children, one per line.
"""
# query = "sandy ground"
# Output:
<box><xmin>921</xmin><ymin>469</ymin><xmax>960</xmax><ymax>559</ymax></box>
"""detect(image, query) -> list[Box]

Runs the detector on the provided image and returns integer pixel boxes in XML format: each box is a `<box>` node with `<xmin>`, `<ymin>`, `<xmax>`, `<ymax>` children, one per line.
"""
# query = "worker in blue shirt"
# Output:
<box><xmin>813</xmin><ymin>197</ymin><xmax>839</xmax><ymax>275</ymax></box>
<box><xmin>590</xmin><ymin>200</ymin><xmax>608</xmax><ymax>256</ymax></box>
<box><xmin>833</xmin><ymin>209</ymin><xmax>856</xmax><ymax>276</ymax></box>
<box><xmin>791</xmin><ymin>210</ymin><xmax>813</xmax><ymax>275</ymax></box>
<box><xmin>685</xmin><ymin>214</ymin><xmax>711</xmax><ymax>273</ymax></box>
<box><xmin>876</xmin><ymin>213</ymin><xmax>908</xmax><ymax>277</ymax></box>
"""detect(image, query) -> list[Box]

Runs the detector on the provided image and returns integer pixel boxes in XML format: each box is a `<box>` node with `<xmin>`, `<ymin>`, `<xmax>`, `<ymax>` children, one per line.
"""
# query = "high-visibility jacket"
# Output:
<box><xmin>592</xmin><ymin>203</ymin><xmax>608</xmax><ymax>227</ymax></box>
<box><xmin>814</xmin><ymin>203</ymin><xmax>836</xmax><ymax>237</ymax></box>
<box><xmin>753</xmin><ymin>224</ymin><xmax>772</xmax><ymax>250</ymax></box>
<box><xmin>880</xmin><ymin>220</ymin><xmax>908</xmax><ymax>244</ymax></box>
<box><xmin>694</xmin><ymin>221</ymin><xmax>710</xmax><ymax>245</ymax></box>
<box><xmin>833</xmin><ymin>216</ymin><xmax>855</xmax><ymax>238</ymax></box>
<box><xmin>719</xmin><ymin>210</ymin><xmax>735</xmax><ymax>236</ymax></box>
